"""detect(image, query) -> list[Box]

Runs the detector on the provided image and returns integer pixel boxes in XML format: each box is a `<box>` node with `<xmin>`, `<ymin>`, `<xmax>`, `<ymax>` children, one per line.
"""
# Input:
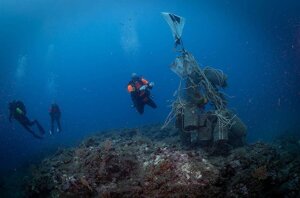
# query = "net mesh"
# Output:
<box><xmin>162</xmin><ymin>51</ymin><xmax>235</xmax><ymax>132</ymax></box>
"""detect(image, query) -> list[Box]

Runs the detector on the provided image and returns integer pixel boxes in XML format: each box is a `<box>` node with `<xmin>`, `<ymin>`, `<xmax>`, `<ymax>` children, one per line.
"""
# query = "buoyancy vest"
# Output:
<box><xmin>129</xmin><ymin>78</ymin><xmax>148</xmax><ymax>97</ymax></box>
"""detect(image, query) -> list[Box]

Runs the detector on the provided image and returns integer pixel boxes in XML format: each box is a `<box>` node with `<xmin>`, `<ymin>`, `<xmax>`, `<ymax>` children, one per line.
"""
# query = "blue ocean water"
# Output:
<box><xmin>0</xmin><ymin>0</ymin><xmax>299</xmax><ymax>177</ymax></box>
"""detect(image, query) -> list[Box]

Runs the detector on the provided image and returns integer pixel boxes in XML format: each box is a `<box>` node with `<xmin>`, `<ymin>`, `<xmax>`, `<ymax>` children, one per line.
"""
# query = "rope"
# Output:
<box><xmin>162</xmin><ymin>51</ymin><xmax>236</xmax><ymax>132</ymax></box>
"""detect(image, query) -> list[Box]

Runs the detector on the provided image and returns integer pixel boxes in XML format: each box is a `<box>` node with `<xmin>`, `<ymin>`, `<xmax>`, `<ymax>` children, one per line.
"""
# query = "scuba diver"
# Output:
<box><xmin>127</xmin><ymin>73</ymin><xmax>157</xmax><ymax>114</ymax></box>
<box><xmin>49</xmin><ymin>103</ymin><xmax>62</xmax><ymax>135</ymax></box>
<box><xmin>8</xmin><ymin>100</ymin><xmax>45</xmax><ymax>139</ymax></box>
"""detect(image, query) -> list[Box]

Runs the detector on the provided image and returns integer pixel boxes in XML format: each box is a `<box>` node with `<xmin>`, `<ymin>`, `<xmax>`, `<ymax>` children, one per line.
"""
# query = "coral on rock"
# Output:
<box><xmin>24</xmin><ymin>125</ymin><xmax>300</xmax><ymax>197</ymax></box>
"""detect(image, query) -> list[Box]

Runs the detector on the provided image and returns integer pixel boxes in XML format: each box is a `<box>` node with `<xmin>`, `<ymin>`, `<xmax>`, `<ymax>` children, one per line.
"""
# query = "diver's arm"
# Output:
<box><xmin>141</xmin><ymin>78</ymin><xmax>154</xmax><ymax>89</ymax></box>
<box><xmin>141</xmin><ymin>78</ymin><xmax>149</xmax><ymax>85</ymax></box>
<box><xmin>148</xmin><ymin>82</ymin><xmax>154</xmax><ymax>89</ymax></box>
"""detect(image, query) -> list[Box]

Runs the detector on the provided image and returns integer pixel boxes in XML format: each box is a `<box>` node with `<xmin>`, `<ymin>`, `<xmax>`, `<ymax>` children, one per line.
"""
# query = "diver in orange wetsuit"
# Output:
<box><xmin>127</xmin><ymin>73</ymin><xmax>157</xmax><ymax>114</ymax></box>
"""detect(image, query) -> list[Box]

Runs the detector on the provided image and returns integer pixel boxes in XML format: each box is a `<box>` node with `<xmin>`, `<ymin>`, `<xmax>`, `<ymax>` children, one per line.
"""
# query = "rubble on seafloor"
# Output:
<box><xmin>23</xmin><ymin>124</ymin><xmax>300</xmax><ymax>197</ymax></box>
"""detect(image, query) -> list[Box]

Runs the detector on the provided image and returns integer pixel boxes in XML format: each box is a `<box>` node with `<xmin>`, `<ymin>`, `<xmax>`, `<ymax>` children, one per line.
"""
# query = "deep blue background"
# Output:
<box><xmin>0</xmin><ymin>0</ymin><xmax>299</xmax><ymax>175</ymax></box>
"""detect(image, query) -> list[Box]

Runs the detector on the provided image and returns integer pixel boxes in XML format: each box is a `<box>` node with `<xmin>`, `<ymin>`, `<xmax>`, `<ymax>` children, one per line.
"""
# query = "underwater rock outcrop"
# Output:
<box><xmin>24</xmin><ymin>124</ymin><xmax>300</xmax><ymax>197</ymax></box>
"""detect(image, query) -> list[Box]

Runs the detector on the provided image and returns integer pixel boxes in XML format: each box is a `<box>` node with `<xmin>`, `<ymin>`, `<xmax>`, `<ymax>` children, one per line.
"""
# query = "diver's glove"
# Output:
<box><xmin>139</xmin><ymin>85</ymin><xmax>148</xmax><ymax>91</ymax></box>
<box><xmin>149</xmin><ymin>82</ymin><xmax>154</xmax><ymax>88</ymax></box>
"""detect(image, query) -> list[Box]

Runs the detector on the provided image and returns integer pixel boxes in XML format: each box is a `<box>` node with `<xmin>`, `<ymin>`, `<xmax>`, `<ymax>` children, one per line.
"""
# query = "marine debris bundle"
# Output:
<box><xmin>161</xmin><ymin>13</ymin><xmax>246</xmax><ymax>148</ymax></box>
<box><xmin>23</xmin><ymin>124</ymin><xmax>300</xmax><ymax>197</ymax></box>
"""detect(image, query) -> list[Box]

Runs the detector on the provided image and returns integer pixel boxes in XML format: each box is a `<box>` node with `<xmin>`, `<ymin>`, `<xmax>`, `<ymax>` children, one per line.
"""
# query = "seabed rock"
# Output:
<box><xmin>23</xmin><ymin>124</ymin><xmax>300</xmax><ymax>197</ymax></box>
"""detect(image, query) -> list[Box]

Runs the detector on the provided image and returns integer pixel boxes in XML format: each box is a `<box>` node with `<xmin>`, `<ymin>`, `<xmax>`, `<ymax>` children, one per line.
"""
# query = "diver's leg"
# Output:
<box><xmin>20</xmin><ymin>116</ymin><xmax>35</xmax><ymax>129</ymax></box>
<box><xmin>131</xmin><ymin>97</ymin><xmax>139</xmax><ymax>110</ymax></box>
<box><xmin>20</xmin><ymin>122</ymin><xmax>43</xmax><ymax>139</ymax></box>
<box><xmin>30</xmin><ymin>132</ymin><xmax>43</xmax><ymax>139</ymax></box>
<box><xmin>34</xmin><ymin>120</ymin><xmax>45</xmax><ymax>135</ymax></box>
<box><xmin>21</xmin><ymin>122</ymin><xmax>34</xmax><ymax>133</ymax></box>
<box><xmin>56</xmin><ymin>117</ymin><xmax>62</xmax><ymax>132</ymax></box>
<box><xmin>136</xmin><ymin>103</ymin><xmax>144</xmax><ymax>114</ymax></box>
<box><xmin>22</xmin><ymin>116</ymin><xmax>35</xmax><ymax>126</ymax></box>
<box><xmin>146</xmin><ymin>98</ymin><xmax>157</xmax><ymax>109</ymax></box>
<box><xmin>50</xmin><ymin>117</ymin><xmax>54</xmax><ymax>134</ymax></box>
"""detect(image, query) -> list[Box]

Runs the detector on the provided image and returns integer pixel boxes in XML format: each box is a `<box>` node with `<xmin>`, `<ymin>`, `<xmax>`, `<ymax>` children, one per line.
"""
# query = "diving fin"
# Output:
<box><xmin>32</xmin><ymin>133</ymin><xmax>43</xmax><ymax>140</ymax></box>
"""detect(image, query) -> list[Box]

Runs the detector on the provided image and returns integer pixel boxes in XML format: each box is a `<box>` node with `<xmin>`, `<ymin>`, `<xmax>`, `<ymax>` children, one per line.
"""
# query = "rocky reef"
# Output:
<box><xmin>23</xmin><ymin>124</ymin><xmax>300</xmax><ymax>197</ymax></box>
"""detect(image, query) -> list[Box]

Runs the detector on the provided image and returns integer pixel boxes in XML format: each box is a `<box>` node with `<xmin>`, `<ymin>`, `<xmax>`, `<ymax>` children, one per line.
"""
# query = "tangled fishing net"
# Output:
<box><xmin>162</xmin><ymin>51</ymin><xmax>235</xmax><ymax>130</ymax></box>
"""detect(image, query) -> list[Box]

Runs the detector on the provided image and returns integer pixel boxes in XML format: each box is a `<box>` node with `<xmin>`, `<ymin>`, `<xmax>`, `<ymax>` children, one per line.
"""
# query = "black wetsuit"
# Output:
<box><xmin>128</xmin><ymin>78</ymin><xmax>157</xmax><ymax>114</ymax></box>
<box><xmin>9</xmin><ymin>101</ymin><xmax>45</xmax><ymax>139</ymax></box>
<box><xmin>49</xmin><ymin>104</ymin><xmax>61</xmax><ymax>133</ymax></box>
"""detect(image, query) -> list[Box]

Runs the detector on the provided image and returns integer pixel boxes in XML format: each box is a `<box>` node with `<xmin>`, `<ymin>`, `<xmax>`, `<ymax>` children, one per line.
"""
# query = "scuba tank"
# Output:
<box><xmin>16</xmin><ymin>107</ymin><xmax>23</xmax><ymax>115</ymax></box>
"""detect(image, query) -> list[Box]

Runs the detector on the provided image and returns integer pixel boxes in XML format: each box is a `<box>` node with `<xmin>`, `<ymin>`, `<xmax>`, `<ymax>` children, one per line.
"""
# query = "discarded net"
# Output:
<box><xmin>162</xmin><ymin>51</ymin><xmax>234</xmax><ymax>131</ymax></box>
